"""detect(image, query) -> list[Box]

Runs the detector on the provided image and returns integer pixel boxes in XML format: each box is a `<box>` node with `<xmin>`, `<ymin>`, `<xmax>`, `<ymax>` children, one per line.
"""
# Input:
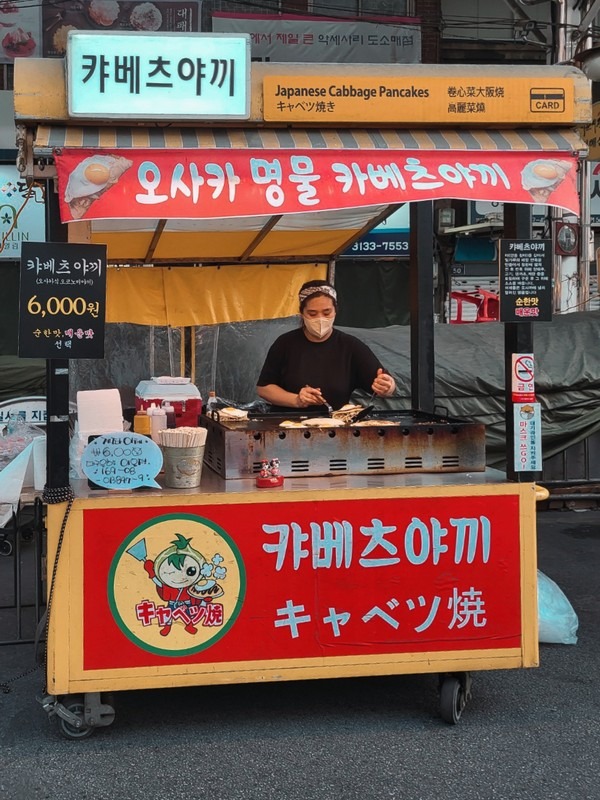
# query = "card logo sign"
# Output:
<box><xmin>529</xmin><ymin>88</ymin><xmax>565</xmax><ymax>113</ymax></box>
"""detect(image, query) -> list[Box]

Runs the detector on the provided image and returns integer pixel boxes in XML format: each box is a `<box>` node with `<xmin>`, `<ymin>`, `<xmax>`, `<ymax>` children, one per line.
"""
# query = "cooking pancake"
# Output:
<box><xmin>302</xmin><ymin>417</ymin><xmax>346</xmax><ymax>427</ymax></box>
<box><xmin>352</xmin><ymin>419</ymin><xmax>396</xmax><ymax>427</ymax></box>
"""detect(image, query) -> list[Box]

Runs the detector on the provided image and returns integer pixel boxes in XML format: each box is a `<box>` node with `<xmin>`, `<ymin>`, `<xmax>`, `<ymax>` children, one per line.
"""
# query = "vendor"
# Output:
<box><xmin>256</xmin><ymin>280</ymin><xmax>396</xmax><ymax>412</ymax></box>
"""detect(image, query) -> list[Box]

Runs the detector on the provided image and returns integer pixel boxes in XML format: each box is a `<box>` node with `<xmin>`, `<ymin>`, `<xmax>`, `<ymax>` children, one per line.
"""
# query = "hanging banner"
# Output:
<box><xmin>54</xmin><ymin>148</ymin><xmax>581</xmax><ymax>222</ymax></box>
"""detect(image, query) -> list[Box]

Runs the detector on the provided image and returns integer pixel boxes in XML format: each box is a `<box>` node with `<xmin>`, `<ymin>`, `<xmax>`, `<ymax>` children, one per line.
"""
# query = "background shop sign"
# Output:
<box><xmin>43</xmin><ymin>1</ymin><xmax>202</xmax><ymax>58</ymax></box>
<box><xmin>0</xmin><ymin>166</ymin><xmax>45</xmax><ymax>260</ymax></box>
<box><xmin>471</xmin><ymin>200</ymin><xmax>548</xmax><ymax>226</ymax></box>
<box><xmin>212</xmin><ymin>12</ymin><xmax>421</xmax><ymax>64</ymax></box>
<box><xmin>342</xmin><ymin>205</ymin><xmax>410</xmax><ymax>258</ymax></box>
<box><xmin>0</xmin><ymin>1</ymin><xmax>42</xmax><ymax>64</ymax></box>
<box><xmin>66</xmin><ymin>31</ymin><xmax>250</xmax><ymax>120</ymax></box>
<box><xmin>18</xmin><ymin>242</ymin><xmax>107</xmax><ymax>359</ymax></box>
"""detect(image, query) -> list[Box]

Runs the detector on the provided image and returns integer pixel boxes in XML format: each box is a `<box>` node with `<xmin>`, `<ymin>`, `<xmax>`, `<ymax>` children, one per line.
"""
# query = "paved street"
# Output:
<box><xmin>0</xmin><ymin>508</ymin><xmax>598</xmax><ymax>800</ymax></box>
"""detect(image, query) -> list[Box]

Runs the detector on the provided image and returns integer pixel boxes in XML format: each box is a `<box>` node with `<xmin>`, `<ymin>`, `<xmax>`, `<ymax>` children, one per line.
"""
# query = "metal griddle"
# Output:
<box><xmin>201</xmin><ymin>408</ymin><xmax>486</xmax><ymax>479</ymax></box>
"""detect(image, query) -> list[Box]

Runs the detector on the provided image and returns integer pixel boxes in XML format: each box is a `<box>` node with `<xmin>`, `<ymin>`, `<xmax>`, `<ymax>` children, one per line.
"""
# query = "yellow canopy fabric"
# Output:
<box><xmin>37</xmin><ymin>123</ymin><xmax>588</xmax><ymax>324</ymax></box>
<box><xmin>106</xmin><ymin>263</ymin><xmax>327</xmax><ymax>326</ymax></box>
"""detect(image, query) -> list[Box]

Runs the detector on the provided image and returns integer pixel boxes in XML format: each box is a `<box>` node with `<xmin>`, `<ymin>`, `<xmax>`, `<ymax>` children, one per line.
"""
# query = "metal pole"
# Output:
<box><xmin>45</xmin><ymin>180</ymin><xmax>70</xmax><ymax>490</ymax></box>
<box><xmin>409</xmin><ymin>201</ymin><xmax>435</xmax><ymax>412</ymax></box>
<box><xmin>503</xmin><ymin>204</ymin><xmax>539</xmax><ymax>482</ymax></box>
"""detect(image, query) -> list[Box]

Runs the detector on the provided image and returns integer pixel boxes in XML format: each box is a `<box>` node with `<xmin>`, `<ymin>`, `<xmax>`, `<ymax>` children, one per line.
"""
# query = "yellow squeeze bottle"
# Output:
<box><xmin>133</xmin><ymin>408</ymin><xmax>152</xmax><ymax>436</ymax></box>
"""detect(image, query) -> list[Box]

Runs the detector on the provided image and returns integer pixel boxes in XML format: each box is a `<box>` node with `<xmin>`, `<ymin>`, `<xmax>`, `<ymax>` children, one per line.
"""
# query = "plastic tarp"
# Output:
<box><xmin>69</xmin><ymin>310</ymin><xmax>600</xmax><ymax>469</ymax></box>
<box><xmin>0</xmin><ymin>356</ymin><xmax>45</xmax><ymax>402</ymax></box>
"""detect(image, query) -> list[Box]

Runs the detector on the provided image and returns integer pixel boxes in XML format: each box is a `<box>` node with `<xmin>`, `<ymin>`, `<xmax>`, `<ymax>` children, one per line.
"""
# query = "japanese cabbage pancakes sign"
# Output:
<box><xmin>66</xmin><ymin>31</ymin><xmax>250</xmax><ymax>120</ymax></box>
<box><xmin>54</xmin><ymin>148</ymin><xmax>581</xmax><ymax>221</ymax></box>
<box><xmin>18</xmin><ymin>242</ymin><xmax>106</xmax><ymax>359</ymax></box>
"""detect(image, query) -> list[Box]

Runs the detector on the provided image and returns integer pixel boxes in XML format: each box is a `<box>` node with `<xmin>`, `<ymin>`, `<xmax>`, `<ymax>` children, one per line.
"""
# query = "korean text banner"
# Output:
<box><xmin>212</xmin><ymin>12</ymin><xmax>421</xmax><ymax>64</ymax></box>
<box><xmin>55</xmin><ymin>148</ymin><xmax>581</xmax><ymax>222</ymax></box>
<box><xmin>84</xmin><ymin>494</ymin><xmax>523</xmax><ymax>668</ymax></box>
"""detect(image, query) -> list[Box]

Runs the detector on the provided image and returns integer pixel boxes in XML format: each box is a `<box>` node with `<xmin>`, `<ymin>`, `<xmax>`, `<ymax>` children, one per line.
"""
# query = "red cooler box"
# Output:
<box><xmin>135</xmin><ymin>379</ymin><xmax>202</xmax><ymax>427</ymax></box>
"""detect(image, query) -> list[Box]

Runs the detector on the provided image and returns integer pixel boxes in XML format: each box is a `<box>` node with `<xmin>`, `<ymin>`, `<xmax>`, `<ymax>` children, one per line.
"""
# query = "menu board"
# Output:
<box><xmin>18</xmin><ymin>242</ymin><xmax>107</xmax><ymax>359</ymax></box>
<box><xmin>499</xmin><ymin>239</ymin><xmax>552</xmax><ymax>323</ymax></box>
<box><xmin>42</xmin><ymin>0</ymin><xmax>201</xmax><ymax>58</ymax></box>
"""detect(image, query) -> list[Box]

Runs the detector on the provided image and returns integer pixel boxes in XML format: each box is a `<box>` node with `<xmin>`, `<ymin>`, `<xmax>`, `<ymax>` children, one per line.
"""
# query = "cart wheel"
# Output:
<box><xmin>57</xmin><ymin>696</ymin><xmax>94</xmax><ymax>740</ymax></box>
<box><xmin>440</xmin><ymin>676</ymin><xmax>466</xmax><ymax>725</ymax></box>
<box><xmin>0</xmin><ymin>538</ymin><xmax>12</xmax><ymax>557</ymax></box>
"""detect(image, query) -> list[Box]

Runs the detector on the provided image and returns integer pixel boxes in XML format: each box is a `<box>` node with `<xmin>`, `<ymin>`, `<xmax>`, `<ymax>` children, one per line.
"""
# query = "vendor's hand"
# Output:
<box><xmin>296</xmin><ymin>385</ymin><xmax>326</xmax><ymax>408</ymax></box>
<box><xmin>371</xmin><ymin>368</ymin><xmax>395</xmax><ymax>398</ymax></box>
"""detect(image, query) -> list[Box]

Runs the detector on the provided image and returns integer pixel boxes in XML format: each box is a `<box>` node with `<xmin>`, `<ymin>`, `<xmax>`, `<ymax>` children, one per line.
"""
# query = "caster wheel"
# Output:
<box><xmin>20</xmin><ymin>526</ymin><xmax>35</xmax><ymax>543</ymax></box>
<box><xmin>440</xmin><ymin>676</ymin><xmax>466</xmax><ymax>725</ymax></box>
<box><xmin>0</xmin><ymin>538</ymin><xmax>13</xmax><ymax>557</ymax></box>
<box><xmin>57</xmin><ymin>696</ymin><xmax>94</xmax><ymax>740</ymax></box>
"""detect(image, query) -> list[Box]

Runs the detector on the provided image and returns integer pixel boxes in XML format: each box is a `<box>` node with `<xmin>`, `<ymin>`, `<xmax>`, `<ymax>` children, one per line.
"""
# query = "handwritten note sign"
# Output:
<box><xmin>81</xmin><ymin>432</ymin><xmax>162</xmax><ymax>490</ymax></box>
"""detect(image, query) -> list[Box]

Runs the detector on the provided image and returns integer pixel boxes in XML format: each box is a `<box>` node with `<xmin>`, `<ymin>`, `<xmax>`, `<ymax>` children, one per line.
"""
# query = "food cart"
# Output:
<box><xmin>13</xmin><ymin>44</ymin><xmax>590</xmax><ymax>736</ymax></box>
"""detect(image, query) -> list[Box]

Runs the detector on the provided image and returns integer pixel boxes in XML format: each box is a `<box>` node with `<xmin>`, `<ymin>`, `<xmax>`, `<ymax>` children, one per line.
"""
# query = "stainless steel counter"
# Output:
<box><xmin>70</xmin><ymin>467</ymin><xmax>511</xmax><ymax>501</ymax></box>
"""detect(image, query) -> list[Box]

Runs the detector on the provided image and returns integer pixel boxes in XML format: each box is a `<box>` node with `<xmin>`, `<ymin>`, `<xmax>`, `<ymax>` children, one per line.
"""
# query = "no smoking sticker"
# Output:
<box><xmin>512</xmin><ymin>354</ymin><xmax>536</xmax><ymax>402</ymax></box>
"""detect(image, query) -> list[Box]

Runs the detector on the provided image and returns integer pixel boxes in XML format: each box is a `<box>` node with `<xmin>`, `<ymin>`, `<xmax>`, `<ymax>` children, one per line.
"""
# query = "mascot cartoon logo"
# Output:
<box><xmin>108</xmin><ymin>513</ymin><xmax>245</xmax><ymax>657</ymax></box>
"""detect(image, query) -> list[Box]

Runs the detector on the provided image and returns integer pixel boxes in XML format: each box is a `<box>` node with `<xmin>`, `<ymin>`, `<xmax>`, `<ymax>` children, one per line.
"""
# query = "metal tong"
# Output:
<box><xmin>349</xmin><ymin>404</ymin><xmax>374</xmax><ymax>423</ymax></box>
<box><xmin>309</xmin><ymin>386</ymin><xmax>333</xmax><ymax>415</ymax></box>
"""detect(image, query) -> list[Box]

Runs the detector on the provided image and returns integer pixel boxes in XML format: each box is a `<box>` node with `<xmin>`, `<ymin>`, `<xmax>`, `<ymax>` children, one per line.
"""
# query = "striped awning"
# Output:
<box><xmin>33</xmin><ymin>122</ymin><xmax>587</xmax><ymax>266</ymax></box>
<box><xmin>33</xmin><ymin>125</ymin><xmax>589</xmax><ymax>155</ymax></box>
<box><xmin>29</xmin><ymin>123</ymin><xmax>588</xmax><ymax>326</ymax></box>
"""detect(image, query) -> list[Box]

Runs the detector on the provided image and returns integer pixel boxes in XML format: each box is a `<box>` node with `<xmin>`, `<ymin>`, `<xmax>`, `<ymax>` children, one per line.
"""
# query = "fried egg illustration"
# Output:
<box><xmin>64</xmin><ymin>154</ymin><xmax>132</xmax><ymax>219</ymax></box>
<box><xmin>520</xmin><ymin>159</ymin><xmax>572</xmax><ymax>203</ymax></box>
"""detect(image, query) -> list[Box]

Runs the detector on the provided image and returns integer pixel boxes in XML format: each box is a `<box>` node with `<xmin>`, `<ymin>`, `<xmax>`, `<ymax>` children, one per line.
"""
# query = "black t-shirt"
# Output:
<box><xmin>257</xmin><ymin>327</ymin><xmax>383</xmax><ymax>411</ymax></box>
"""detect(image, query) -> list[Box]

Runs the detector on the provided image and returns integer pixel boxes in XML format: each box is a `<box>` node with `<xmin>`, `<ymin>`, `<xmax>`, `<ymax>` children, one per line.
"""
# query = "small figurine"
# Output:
<box><xmin>256</xmin><ymin>456</ymin><xmax>284</xmax><ymax>488</ymax></box>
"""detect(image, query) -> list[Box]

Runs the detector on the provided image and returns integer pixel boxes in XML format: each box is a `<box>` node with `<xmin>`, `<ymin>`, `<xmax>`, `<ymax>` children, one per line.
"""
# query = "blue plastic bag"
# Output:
<box><xmin>537</xmin><ymin>569</ymin><xmax>579</xmax><ymax>645</ymax></box>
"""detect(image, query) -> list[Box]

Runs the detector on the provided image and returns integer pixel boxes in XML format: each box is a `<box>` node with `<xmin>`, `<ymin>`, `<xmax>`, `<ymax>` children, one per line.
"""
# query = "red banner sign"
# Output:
<box><xmin>83</xmin><ymin>494</ymin><xmax>523</xmax><ymax>669</ymax></box>
<box><xmin>55</xmin><ymin>148</ymin><xmax>580</xmax><ymax>222</ymax></box>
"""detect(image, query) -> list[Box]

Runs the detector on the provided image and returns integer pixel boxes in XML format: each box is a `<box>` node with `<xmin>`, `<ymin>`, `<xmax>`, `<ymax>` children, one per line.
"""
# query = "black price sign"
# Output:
<box><xmin>18</xmin><ymin>242</ymin><xmax>107</xmax><ymax>359</ymax></box>
<box><xmin>499</xmin><ymin>239</ymin><xmax>552</xmax><ymax>323</ymax></box>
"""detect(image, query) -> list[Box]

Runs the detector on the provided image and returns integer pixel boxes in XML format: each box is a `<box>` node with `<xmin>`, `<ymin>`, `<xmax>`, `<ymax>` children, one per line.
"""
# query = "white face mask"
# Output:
<box><xmin>303</xmin><ymin>316</ymin><xmax>335</xmax><ymax>339</ymax></box>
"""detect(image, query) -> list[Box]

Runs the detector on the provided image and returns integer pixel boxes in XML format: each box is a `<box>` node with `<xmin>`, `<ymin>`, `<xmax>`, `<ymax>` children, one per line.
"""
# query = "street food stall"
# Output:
<box><xmin>13</xmin><ymin>39</ymin><xmax>590</xmax><ymax>736</ymax></box>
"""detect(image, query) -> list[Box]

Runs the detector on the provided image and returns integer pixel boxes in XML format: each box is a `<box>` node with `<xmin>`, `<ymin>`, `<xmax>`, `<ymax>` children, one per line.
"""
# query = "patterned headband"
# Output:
<box><xmin>299</xmin><ymin>285</ymin><xmax>337</xmax><ymax>303</ymax></box>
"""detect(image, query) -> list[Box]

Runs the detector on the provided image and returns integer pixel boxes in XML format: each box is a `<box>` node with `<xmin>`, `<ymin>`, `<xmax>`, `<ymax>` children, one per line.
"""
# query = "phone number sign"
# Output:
<box><xmin>343</xmin><ymin>231</ymin><xmax>410</xmax><ymax>257</ymax></box>
<box><xmin>18</xmin><ymin>242</ymin><xmax>107</xmax><ymax>359</ymax></box>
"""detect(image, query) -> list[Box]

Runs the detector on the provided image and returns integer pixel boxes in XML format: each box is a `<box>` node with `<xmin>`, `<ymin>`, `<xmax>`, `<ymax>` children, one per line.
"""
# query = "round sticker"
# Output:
<box><xmin>108</xmin><ymin>513</ymin><xmax>246</xmax><ymax>657</ymax></box>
